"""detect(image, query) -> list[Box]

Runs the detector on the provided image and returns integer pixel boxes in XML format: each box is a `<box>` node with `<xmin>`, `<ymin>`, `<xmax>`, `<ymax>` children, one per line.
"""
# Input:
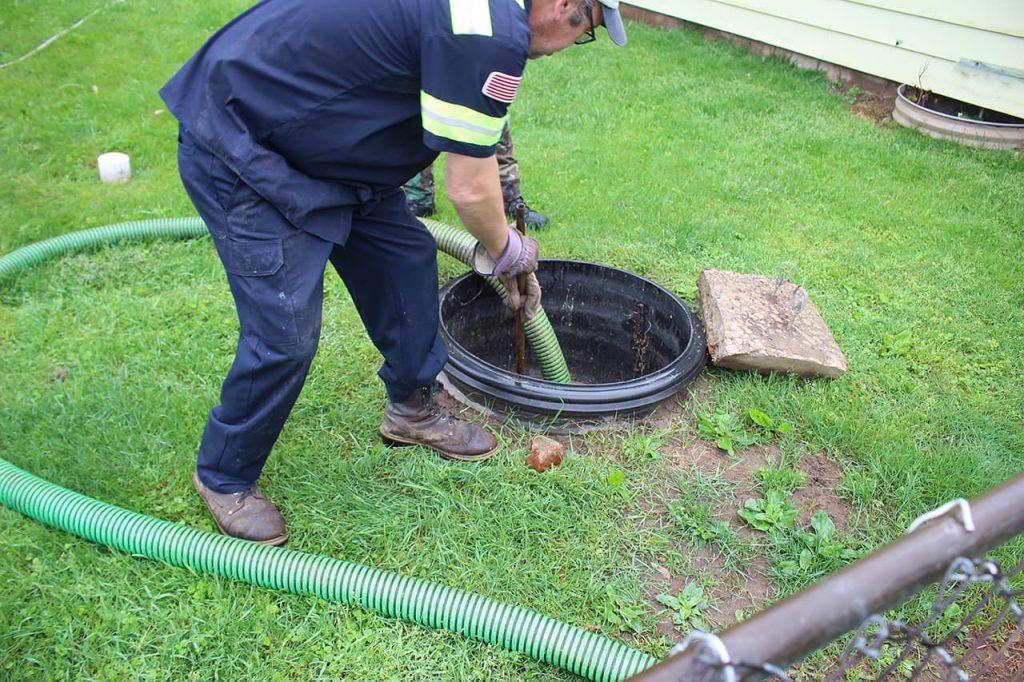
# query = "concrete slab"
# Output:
<box><xmin>697</xmin><ymin>269</ymin><xmax>847</xmax><ymax>379</ymax></box>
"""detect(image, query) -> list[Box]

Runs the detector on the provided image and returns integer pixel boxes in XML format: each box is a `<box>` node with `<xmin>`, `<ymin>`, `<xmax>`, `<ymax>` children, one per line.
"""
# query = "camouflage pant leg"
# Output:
<box><xmin>402</xmin><ymin>164</ymin><xmax>435</xmax><ymax>204</ymax></box>
<box><xmin>403</xmin><ymin>126</ymin><xmax>516</xmax><ymax>206</ymax></box>
<box><xmin>496</xmin><ymin>122</ymin><xmax>520</xmax><ymax>206</ymax></box>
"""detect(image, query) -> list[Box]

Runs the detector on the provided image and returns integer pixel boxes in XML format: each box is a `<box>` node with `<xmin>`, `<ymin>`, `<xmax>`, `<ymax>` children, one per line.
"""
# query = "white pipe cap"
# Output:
<box><xmin>98</xmin><ymin>152</ymin><xmax>131</xmax><ymax>183</ymax></box>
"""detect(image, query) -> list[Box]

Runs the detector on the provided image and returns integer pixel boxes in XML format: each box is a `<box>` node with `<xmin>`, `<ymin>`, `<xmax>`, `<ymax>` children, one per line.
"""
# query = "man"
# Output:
<box><xmin>160</xmin><ymin>0</ymin><xmax>626</xmax><ymax>545</ymax></box>
<box><xmin>405</xmin><ymin>123</ymin><xmax>550</xmax><ymax>228</ymax></box>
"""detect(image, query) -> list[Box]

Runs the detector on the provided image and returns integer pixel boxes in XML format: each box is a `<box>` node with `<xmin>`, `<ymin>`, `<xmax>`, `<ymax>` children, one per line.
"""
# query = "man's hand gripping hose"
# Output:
<box><xmin>471</xmin><ymin>222</ymin><xmax>541</xmax><ymax>320</ymax></box>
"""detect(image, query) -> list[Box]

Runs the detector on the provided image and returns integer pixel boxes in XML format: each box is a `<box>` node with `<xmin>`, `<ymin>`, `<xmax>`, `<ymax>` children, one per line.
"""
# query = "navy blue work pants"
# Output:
<box><xmin>177</xmin><ymin>132</ymin><xmax>447</xmax><ymax>493</ymax></box>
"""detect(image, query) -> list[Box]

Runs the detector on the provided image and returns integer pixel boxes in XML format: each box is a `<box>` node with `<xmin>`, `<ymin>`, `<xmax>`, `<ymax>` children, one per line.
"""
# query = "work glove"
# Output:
<box><xmin>472</xmin><ymin>226</ymin><xmax>542</xmax><ymax>319</ymax></box>
<box><xmin>506</xmin><ymin>272</ymin><xmax>541</xmax><ymax>320</ymax></box>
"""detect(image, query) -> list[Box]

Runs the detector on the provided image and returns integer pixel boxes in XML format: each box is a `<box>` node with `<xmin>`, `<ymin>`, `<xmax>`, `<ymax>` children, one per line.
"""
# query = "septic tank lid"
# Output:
<box><xmin>438</xmin><ymin>260</ymin><xmax>707</xmax><ymax>431</ymax></box>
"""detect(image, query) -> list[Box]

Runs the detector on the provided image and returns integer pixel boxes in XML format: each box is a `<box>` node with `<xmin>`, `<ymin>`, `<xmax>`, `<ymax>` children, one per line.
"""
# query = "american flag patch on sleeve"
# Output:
<box><xmin>482</xmin><ymin>71</ymin><xmax>521</xmax><ymax>103</ymax></box>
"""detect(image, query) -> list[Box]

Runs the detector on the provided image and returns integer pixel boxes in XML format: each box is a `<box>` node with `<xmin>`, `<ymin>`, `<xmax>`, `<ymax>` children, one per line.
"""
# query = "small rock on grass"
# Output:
<box><xmin>47</xmin><ymin>367</ymin><xmax>69</xmax><ymax>385</ymax></box>
<box><xmin>526</xmin><ymin>435</ymin><xmax>563</xmax><ymax>472</ymax></box>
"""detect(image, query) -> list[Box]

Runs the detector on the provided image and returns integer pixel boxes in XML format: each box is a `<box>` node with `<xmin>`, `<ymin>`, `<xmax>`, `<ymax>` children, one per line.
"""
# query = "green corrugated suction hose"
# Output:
<box><xmin>421</xmin><ymin>218</ymin><xmax>572</xmax><ymax>384</ymax></box>
<box><xmin>0</xmin><ymin>217</ymin><xmax>208</xmax><ymax>279</ymax></box>
<box><xmin>0</xmin><ymin>216</ymin><xmax>572</xmax><ymax>383</ymax></box>
<box><xmin>0</xmin><ymin>217</ymin><xmax>644</xmax><ymax>679</ymax></box>
<box><xmin>0</xmin><ymin>458</ymin><xmax>656</xmax><ymax>681</ymax></box>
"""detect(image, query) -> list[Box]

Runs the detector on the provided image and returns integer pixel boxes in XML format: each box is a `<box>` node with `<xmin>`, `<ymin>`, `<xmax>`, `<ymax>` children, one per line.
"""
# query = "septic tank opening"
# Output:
<box><xmin>438</xmin><ymin>260</ymin><xmax>707</xmax><ymax>430</ymax></box>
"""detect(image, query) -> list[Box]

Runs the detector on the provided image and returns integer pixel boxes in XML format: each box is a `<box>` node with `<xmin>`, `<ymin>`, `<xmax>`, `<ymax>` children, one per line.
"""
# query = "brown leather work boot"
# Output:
<box><xmin>379</xmin><ymin>387</ymin><xmax>499</xmax><ymax>461</ymax></box>
<box><xmin>192</xmin><ymin>472</ymin><xmax>289</xmax><ymax>546</ymax></box>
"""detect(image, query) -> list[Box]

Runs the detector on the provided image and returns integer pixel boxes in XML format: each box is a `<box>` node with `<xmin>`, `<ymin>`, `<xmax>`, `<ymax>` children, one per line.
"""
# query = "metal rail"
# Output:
<box><xmin>626</xmin><ymin>473</ymin><xmax>1024</xmax><ymax>681</ymax></box>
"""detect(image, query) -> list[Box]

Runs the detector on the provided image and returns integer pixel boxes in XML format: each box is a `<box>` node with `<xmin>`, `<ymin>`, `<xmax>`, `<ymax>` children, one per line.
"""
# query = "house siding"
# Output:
<box><xmin>625</xmin><ymin>0</ymin><xmax>1024</xmax><ymax>118</ymax></box>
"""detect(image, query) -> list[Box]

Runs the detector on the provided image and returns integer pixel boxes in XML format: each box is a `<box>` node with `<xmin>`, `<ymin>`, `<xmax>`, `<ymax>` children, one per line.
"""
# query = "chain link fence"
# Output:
<box><xmin>679</xmin><ymin>556</ymin><xmax>1024</xmax><ymax>681</ymax></box>
<box><xmin>827</xmin><ymin>556</ymin><xmax>1023</xmax><ymax>681</ymax></box>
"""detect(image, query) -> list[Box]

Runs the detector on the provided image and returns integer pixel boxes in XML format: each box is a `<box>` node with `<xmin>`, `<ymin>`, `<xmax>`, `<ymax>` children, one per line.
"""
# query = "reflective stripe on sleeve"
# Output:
<box><xmin>449</xmin><ymin>0</ymin><xmax>493</xmax><ymax>36</ymax></box>
<box><xmin>421</xmin><ymin>91</ymin><xmax>507</xmax><ymax>147</ymax></box>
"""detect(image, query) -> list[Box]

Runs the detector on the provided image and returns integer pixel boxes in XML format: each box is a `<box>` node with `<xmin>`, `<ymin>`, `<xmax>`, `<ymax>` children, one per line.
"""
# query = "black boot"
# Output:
<box><xmin>505</xmin><ymin>196</ymin><xmax>549</xmax><ymax>229</ymax></box>
<box><xmin>380</xmin><ymin>387</ymin><xmax>499</xmax><ymax>461</ymax></box>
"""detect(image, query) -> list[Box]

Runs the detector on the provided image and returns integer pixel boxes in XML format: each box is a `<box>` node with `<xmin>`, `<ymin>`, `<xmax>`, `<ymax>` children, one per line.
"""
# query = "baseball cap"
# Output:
<box><xmin>597</xmin><ymin>0</ymin><xmax>627</xmax><ymax>46</ymax></box>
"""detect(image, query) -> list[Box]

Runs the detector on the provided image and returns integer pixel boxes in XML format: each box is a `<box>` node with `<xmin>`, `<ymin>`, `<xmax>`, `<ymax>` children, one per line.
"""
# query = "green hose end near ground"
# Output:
<box><xmin>0</xmin><ymin>218</ymin><xmax>652</xmax><ymax>680</ymax></box>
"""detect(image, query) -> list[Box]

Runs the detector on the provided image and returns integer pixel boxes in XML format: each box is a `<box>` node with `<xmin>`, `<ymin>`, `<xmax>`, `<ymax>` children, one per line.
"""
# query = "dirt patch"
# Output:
<box><xmin>789</xmin><ymin>450</ymin><xmax>852</xmax><ymax>532</ymax></box>
<box><xmin>669</xmin><ymin>439</ymin><xmax>853</xmax><ymax>534</ymax></box>
<box><xmin>960</xmin><ymin>622</ymin><xmax>1024</xmax><ymax>681</ymax></box>
<box><xmin>643</xmin><ymin>374</ymin><xmax>712</xmax><ymax>431</ymax></box>
<box><xmin>46</xmin><ymin>367</ymin><xmax>69</xmax><ymax>386</ymax></box>
<box><xmin>646</xmin><ymin>435</ymin><xmax>857</xmax><ymax>635</ymax></box>
<box><xmin>668</xmin><ymin>434</ymin><xmax>768</xmax><ymax>481</ymax></box>
<box><xmin>668</xmin><ymin>438</ymin><xmax>769</xmax><ymax>531</ymax></box>
<box><xmin>963</xmin><ymin>641</ymin><xmax>1024</xmax><ymax>681</ymax></box>
<box><xmin>642</xmin><ymin>546</ymin><xmax>775</xmax><ymax>637</ymax></box>
<box><xmin>848</xmin><ymin>91</ymin><xmax>894</xmax><ymax>125</ymax></box>
<box><xmin>695</xmin><ymin>547</ymin><xmax>774</xmax><ymax>631</ymax></box>
<box><xmin>642</xmin><ymin>438</ymin><xmax>780</xmax><ymax>634</ymax></box>
<box><xmin>831</xmin><ymin>622</ymin><xmax>1024</xmax><ymax>680</ymax></box>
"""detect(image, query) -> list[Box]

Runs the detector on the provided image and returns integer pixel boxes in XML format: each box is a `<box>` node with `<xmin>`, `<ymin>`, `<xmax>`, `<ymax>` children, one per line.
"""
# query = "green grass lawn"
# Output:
<box><xmin>2</xmin><ymin>1</ymin><xmax>1022</xmax><ymax>680</ymax></box>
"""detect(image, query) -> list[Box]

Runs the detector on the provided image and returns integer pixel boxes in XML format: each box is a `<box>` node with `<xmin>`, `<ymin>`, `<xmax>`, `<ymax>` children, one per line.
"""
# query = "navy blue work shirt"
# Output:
<box><xmin>160</xmin><ymin>0</ymin><xmax>531</xmax><ymax>244</ymax></box>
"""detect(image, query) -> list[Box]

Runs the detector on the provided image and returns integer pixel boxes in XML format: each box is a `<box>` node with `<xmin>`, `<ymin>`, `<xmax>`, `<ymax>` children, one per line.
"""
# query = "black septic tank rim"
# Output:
<box><xmin>438</xmin><ymin>259</ymin><xmax>707</xmax><ymax>427</ymax></box>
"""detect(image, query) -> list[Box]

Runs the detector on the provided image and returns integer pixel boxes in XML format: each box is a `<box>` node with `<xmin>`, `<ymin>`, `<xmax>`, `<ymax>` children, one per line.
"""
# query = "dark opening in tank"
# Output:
<box><xmin>438</xmin><ymin>260</ymin><xmax>707</xmax><ymax>428</ymax></box>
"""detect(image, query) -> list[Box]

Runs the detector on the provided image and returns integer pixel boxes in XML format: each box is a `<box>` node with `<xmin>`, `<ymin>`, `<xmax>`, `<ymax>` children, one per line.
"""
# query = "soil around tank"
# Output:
<box><xmin>629</xmin><ymin>386</ymin><xmax>856</xmax><ymax>636</ymax></box>
<box><xmin>848</xmin><ymin>91</ymin><xmax>894</xmax><ymax>125</ymax></box>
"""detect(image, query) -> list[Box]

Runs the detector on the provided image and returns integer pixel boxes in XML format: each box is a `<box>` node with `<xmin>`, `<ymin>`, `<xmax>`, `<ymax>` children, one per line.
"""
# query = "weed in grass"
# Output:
<box><xmin>601</xmin><ymin>584</ymin><xmax>647</xmax><ymax>635</ymax></box>
<box><xmin>777</xmin><ymin>510</ymin><xmax>859</xmax><ymax>581</ymax></box>
<box><xmin>697</xmin><ymin>411</ymin><xmax>757</xmax><ymax>456</ymax></box>
<box><xmin>880</xmin><ymin>327</ymin><xmax>929</xmax><ymax>374</ymax></box>
<box><xmin>839</xmin><ymin>467</ymin><xmax>879</xmax><ymax>508</ymax></box>
<box><xmin>606</xmin><ymin>468</ymin><xmax>632</xmax><ymax>502</ymax></box>
<box><xmin>670</xmin><ymin>498</ymin><xmax>734</xmax><ymax>546</ymax></box>
<box><xmin>755</xmin><ymin>462</ymin><xmax>807</xmax><ymax>493</ymax></box>
<box><xmin>657</xmin><ymin>546</ymin><xmax>692</xmax><ymax>580</ymax></box>
<box><xmin>669</xmin><ymin>469</ymin><xmax>750</xmax><ymax>568</ymax></box>
<box><xmin>620</xmin><ymin>427</ymin><xmax>667</xmax><ymax>461</ymax></box>
<box><xmin>879</xmin><ymin>328</ymin><xmax>916</xmax><ymax>358</ymax></box>
<box><xmin>656</xmin><ymin>582</ymin><xmax>710</xmax><ymax>631</ymax></box>
<box><xmin>738</xmin><ymin>490</ymin><xmax>800</xmax><ymax>534</ymax></box>
<box><xmin>679</xmin><ymin>466</ymin><xmax>729</xmax><ymax>501</ymax></box>
<box><xmin>697</xmin><ymin>406</ymin><xmax>793</xmax><ymax>460</ymax></box>
<box><xmin>746</xmin><ymin>407</ymin><xmax>792</xmax><ymax>439</ymax></box>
